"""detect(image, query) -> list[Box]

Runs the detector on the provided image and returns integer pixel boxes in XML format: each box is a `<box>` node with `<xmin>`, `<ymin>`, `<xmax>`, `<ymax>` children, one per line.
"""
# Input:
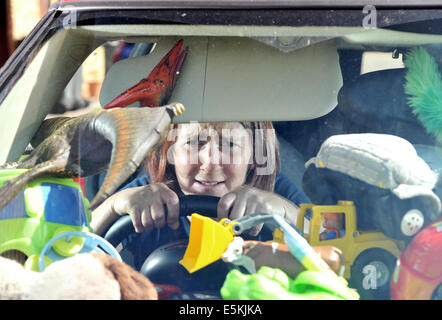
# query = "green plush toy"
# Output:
<box><xmin>220</xmin><ymin>266</ymin><xmax>359</xmax><ymax>300</ymax></box>
<box><xmin>404</xmin><ymin>46</ymin><xmax>442</xmax><ymax>144</ymax></box>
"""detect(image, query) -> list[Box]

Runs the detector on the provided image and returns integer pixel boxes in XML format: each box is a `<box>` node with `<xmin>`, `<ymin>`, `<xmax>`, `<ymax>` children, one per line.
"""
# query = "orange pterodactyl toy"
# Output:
<box><xmin>104</xmin><ymin>39</ymin><xmax>188</xmax><ymax>109</ymax></box>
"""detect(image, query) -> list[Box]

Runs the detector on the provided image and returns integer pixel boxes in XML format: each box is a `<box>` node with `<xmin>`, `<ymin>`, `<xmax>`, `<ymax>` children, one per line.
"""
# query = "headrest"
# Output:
<box><xmin>337</xmin><ymin>68</ymin><xmax>436</xmax><ymax>145</ymax></box>
<box><xmin>100</xmin><ymin>36</ymin><xmax>342</xmax><ymax>122</ymax></box>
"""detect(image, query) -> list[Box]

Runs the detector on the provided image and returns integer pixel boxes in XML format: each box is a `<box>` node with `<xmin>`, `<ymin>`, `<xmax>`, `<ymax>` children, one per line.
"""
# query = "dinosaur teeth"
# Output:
<box><xmin>172</xmin><ymin>103</ymin><xmax>185</xmax><ymax>116</ymax></box>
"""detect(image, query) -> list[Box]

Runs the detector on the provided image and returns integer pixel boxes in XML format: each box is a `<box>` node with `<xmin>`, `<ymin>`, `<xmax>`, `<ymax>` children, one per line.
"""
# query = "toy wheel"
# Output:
<box><xmin>39</xmin><ymin>231</ymin><xmax>121</xmax><ymax>271</ymax></box>
<box><xmin>373</xmin><ymin>196</ymin><xmax>427</xmax><ymax>241</ymax></box>
<box><xmin>431</xmin><ymin>284</ymin><xmax>442</xmax><ymax>300</ymax></box>
<box><xmin>350</xmin><ymin>248</ymin><xmax>396</xmax><ymax>300</ymax></box>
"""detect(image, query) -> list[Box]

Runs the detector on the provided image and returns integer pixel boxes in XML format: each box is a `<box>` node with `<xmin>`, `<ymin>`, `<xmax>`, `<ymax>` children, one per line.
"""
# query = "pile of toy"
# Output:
<box><xmin>178</xmin><ymin>46</ymin><xmax>442</xmax><ymax>300</ymax></box>
<box><xmin>0</xmin><ymin>46</ymin><xmax>441</xmax><ymax>301</ymax></box>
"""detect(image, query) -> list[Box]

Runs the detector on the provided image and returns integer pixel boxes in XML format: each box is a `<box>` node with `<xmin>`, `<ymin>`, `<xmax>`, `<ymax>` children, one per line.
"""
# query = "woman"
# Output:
<box><xmin>90</xmin><ymin>121</ymin><xmax>308</xmax><ymax>239</ymax></box>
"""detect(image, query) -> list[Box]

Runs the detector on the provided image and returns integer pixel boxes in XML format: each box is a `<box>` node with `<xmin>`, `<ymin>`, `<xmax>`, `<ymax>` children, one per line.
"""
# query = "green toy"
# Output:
<box><xmin>221</xmin><ymin>266</ymin><xmax>357</xmax><ymax>300</ymax></box>
<box><xmin>180</xmin><ymin>212</ymin><xmax>359</xmax><ymax>300</ymax></box>
<box><xmin>404</xmin><ymin>46</ymin><xmax>442</xmax><ymax>143</ymax></box>
<box><xmin>0</xmin><ymin>169</ymin><xmax>120</xmax><ymax>271</ymax></box>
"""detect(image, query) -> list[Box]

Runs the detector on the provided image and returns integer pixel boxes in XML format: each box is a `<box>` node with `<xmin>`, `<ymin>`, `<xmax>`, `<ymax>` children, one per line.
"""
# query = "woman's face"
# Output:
<box><xmin>172</xmin><ymin>122</ymin><xmax>253</xmax><ymax>197</ymax></box>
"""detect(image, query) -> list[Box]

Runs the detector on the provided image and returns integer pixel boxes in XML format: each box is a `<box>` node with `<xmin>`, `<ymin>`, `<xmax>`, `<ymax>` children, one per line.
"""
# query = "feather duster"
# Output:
<box><xmin>404</xmin><ymin>46</ymin><xmax>442</xmax><ymax>143</ymax></box>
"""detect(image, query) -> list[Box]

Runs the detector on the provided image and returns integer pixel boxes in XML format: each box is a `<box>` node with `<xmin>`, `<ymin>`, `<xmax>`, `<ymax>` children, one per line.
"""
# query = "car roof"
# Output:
<box><xmin>52</xmin><ymin>0</ymin><xmax>442</xmax><ymax>11</ymax></box>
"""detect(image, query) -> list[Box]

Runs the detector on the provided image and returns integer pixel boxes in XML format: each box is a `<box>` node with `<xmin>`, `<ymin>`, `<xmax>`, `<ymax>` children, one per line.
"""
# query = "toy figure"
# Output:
<box><xmin>301</xmin><ymin>133</ymin><xmax>442</xmax><ymax>299</ymax></box>
<box><xmin>0</xmin><ymin>40</ymin><xmax>188</xmax><ymax>212</ymax></box>
<box><xmin>320</xmin><ymin>212</ymin><xmax>342</xmax><ymax>241</ymax></box>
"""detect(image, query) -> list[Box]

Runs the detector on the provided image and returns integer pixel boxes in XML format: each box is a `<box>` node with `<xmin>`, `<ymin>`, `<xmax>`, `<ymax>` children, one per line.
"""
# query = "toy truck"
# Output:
<box><xmin>297</xmin><ymin>200</ymin><xmax>404</xmax><ymax>299</ymax></box>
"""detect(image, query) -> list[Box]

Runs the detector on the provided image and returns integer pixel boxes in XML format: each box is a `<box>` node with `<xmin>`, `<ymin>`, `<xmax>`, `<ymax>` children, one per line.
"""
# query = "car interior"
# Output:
<box><xmin>1</xmin><ymin>9</ymin><xmax>442</xmax><ymax>299</ymax></box>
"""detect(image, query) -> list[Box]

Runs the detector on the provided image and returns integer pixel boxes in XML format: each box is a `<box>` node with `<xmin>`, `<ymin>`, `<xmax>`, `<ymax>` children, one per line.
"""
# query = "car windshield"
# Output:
<box><xmin>0</xmin><ymin>4</ymin><xmax>441</xmax><ymax>301</ymax></box>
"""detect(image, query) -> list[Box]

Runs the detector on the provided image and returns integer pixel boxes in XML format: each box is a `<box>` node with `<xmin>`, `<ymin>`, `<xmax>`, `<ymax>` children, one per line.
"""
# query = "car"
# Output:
<box><xmin>390</xmin><ymin>218</ymin><xmax>442</xmax><ymax>300</ymax></box>
<box><xmin>1</xmin><ymin>0</ymin><xmax>442</xmax><ymax>300</ymax></box>
<box><xmin>0</xmin><ymin>168</ymin><xmax>91</xmax><ymax>269</ymax></box>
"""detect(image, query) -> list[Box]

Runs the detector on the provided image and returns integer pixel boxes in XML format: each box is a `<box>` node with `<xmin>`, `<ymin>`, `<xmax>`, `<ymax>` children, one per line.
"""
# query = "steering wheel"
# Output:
<box><xmin>103</xmin><ymin>195</ymin><xmax>220</xmax><ymax>247</ymax></box>
<box><xmin>103</xmin><ymin>195</ymin><xmax>235</xmax><ymax>296</ymax></box>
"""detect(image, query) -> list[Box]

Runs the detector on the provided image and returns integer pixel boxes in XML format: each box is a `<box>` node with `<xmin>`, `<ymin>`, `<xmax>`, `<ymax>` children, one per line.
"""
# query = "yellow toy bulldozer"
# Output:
<box><xmin>297</xmin><ymin>200</ymin><xmax>404</xmax><ymax>299</ymax></box>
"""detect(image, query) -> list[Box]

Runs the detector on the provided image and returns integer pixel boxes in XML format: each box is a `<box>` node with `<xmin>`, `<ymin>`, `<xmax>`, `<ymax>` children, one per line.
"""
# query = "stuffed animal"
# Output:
<box><xmin>0</xmin><ymin>253</ymin><xmax>158</xmax><ymax>300</ymax></box>
<box><xmin>404</xmin><ymin>46</ymin><xmax>442</xmax><ymax>144</ymax></box>
<box><xmin>303</xmin><ymin>133</ymin><xmax>441</xmax><ymax>241</ymax></box>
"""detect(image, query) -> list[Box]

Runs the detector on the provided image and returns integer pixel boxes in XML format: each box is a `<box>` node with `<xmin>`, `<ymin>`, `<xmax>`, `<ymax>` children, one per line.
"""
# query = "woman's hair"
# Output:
<box><xmin>145</xmin><ymin>121</ymin><xmax>280</xmax><ymax>195</ymax></box>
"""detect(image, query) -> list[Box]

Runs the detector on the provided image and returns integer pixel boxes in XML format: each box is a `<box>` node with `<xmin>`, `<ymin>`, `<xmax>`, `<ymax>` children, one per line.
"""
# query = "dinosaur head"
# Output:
<box><xmin>104</xmin><ymin>39</ymin><xmax>188</xmax><ymax>109</ymax></box>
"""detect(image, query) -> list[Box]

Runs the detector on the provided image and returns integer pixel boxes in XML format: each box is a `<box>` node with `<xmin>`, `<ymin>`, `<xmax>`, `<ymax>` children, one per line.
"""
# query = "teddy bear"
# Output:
<box><xmin>303</xmin><ymin>133</ymin><xmax>441</xmax><ymax>241</ymax></box>
<box><xmin>0</xmin><ymin>252</ymin><xmax>158</xmax><ymax>300</ymax></box>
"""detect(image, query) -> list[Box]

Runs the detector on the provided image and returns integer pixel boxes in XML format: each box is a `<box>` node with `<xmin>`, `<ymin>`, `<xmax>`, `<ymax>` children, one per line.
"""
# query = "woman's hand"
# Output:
<box><xmin>217</xmin><ymin>185</ymin><xmax>299</xmax><ymax>236</ymax></box>
<box><xmin>90</xmin><ymin>183</ymin><xmax>179</xmax><ymax>235</ymax></box>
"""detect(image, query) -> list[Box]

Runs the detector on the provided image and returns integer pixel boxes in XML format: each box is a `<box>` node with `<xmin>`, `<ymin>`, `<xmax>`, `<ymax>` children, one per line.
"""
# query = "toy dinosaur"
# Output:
<box><xmin>0</xmin><ymin>40</ymin><xmax>188</xmax><ymax>211</ymax></box>
<box><xmin>104</xmin><ymin>39</ymin><xmax>188</xmax><ymax>109</ymax></box>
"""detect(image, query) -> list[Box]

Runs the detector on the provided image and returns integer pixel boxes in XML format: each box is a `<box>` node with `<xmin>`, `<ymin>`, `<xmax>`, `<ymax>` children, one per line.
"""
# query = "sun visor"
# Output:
<box><xmin>100</xmin><ymin>36</ymin><xmax>342</xmax><ymax>122</ymax></box>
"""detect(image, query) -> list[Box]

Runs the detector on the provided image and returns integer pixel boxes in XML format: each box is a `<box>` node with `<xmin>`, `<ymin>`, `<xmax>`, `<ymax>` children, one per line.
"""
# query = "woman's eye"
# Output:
<box><xmin>185</xmin><ymin>139</ymin><xmax>206</xmax><ymax>148</ymax></box>
<box><xmin>223</xmin><ymin>141</ymin><xmax>237</xmax><ymax>148</ymax></box>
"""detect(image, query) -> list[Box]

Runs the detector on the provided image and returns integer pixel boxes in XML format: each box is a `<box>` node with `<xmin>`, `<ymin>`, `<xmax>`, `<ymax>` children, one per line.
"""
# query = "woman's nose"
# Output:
<box><xmin>199</xmin><ymin>141</ymin><xmax>221</xmax><ymax>167</ymax></box>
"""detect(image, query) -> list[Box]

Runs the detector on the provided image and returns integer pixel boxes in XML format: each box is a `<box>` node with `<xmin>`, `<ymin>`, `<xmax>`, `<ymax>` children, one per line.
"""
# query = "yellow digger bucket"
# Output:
<box><xmin>179</xmin><ymin>213</ymin><xmax>235</xmax><ymax>273</ymax></box>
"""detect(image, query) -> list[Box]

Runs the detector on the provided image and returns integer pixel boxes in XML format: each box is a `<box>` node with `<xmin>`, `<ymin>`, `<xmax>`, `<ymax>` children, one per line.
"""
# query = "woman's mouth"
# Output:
<box><xmin>190</xmin><ymin>178</ymin><xmax>228</xmax><ymax>196</ymax></box>
<box><xmin>195</xmin><ymin>179</ymin><xmax>225</xmax><ymax>186</ymax></box>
